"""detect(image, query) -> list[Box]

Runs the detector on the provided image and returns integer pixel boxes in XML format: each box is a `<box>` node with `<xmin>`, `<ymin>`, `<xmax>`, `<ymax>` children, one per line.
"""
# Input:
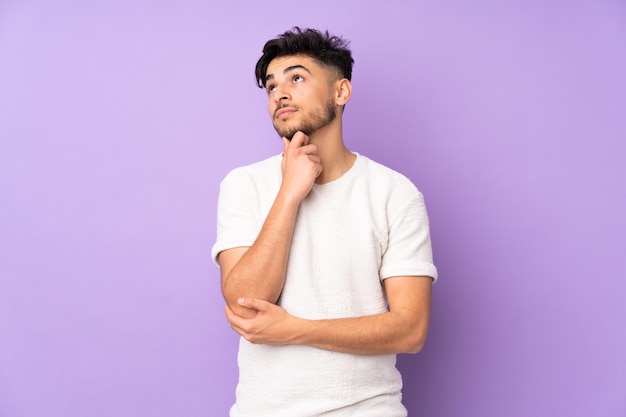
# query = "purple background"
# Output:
<box><xmin>1</xmin><ymin>1</ymin><xmax>625</xmax><ymax>416</ymax></box>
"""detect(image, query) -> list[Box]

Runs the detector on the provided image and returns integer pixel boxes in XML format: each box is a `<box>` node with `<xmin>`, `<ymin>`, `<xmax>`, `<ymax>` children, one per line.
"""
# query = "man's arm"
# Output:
<box><xmin>224</xmin><ymin>275</ymin><xmax>433</xmax><ymax>354</ymax></box>
<box><xmin>220</xmin><ymin>132</ymin><xmax>322</xmax><ymax>319</ymax></box>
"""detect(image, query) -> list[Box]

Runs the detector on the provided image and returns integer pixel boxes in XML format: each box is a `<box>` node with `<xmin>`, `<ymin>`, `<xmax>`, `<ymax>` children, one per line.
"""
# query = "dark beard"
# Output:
<box><xmin>274</xmin><ymin>98</ymin><xmax>337</xmax><ymax>140</ymax></box>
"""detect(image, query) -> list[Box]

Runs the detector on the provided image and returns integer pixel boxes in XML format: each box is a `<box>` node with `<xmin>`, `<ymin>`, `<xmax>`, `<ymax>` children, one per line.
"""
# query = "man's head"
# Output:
<box><xmin>256</xmin><ymin>27</ymin><xmax>354</xmax><ymax>140</ymax></box>
<box><xmin>255</xmin><ymin>27</ymin><xmax>354</xmax><ymax>90</ymax></box>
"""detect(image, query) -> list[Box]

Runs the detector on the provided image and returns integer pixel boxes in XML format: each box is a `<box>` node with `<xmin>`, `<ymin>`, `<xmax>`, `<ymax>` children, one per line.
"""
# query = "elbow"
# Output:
<box><xmin>221</xmin><ymin>283</ymin><xmax>256</xmax><ymax>319</ymax></box>
<box><xmin>405</xmin><ymin>337</ymin><xmax>426</xmax><ymax>354</ymax></box>
<box><xmin>402</xmin><ymin>325</ymin><xmax>429</xmax><ymax>354</ymax></box>
<box><xmin>225</xmin><ymin>295</ymin><xmax>258</xmax><ymax>320</ymax></box>
<box><xmin>221</xmin><ymin>283</ymin><xmax>237</xmax><ymax>308</ymax></box>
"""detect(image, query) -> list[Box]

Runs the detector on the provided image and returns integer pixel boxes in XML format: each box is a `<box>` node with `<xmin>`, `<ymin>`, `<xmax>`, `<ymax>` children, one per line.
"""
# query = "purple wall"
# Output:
<box><xmin>1</xmin><ymin>1</ymin><xmax>625</xmax><ymax>416</ymax></box>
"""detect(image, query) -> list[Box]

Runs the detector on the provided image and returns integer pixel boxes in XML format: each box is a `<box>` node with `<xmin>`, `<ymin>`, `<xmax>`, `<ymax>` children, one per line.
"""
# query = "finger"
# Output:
<box><xmin>224</xmin><ymin>306</ymin><xmax>251</xmax><ymax>338</ymax></box>
<box><xmin>282</xmin><ymin>137</ymin><xmax>290</xmax><ymax>152</ymax></box>
<box><xmin>224</xmin><ymin>305</ymin><xmax>240</xmax><ymax>326</ymax></box>
<box><xmin>238</xmin><ymin>297</ymin><xmax>269</xmax><ymax>312</ymax></box>
<box><xmin>229</xmin><ymin>323</ymin><xmax>245</xmax><ymax>338</ymax></box>
<box><xmin>307</xmin><ymin>154</ymin><xmax>321</xmax><ymax>164</ymax></box>
<box><xmin>300</xmin><ymin>143</ymin><xmax>319</xmax><ymax>156</ymax></box>
<box><xmin>289</xmin><ymin>131</ymin><xmax>309</xmax><ymax>148</ymax></box>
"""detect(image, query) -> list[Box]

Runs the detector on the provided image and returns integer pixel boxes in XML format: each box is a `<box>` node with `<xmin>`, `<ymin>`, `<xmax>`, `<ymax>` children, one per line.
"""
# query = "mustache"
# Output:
<box><xmin>274</xmin><ymin>104</ymin><xmax>299</xmax><ymax>119</ymax></box>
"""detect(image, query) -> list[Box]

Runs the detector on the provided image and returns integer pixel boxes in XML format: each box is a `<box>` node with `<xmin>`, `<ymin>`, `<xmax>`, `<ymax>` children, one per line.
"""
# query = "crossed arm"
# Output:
<box><xmin>222</xmin><ymin>273</ymin><xmax>432</xmax><ymax>355</ymax></box>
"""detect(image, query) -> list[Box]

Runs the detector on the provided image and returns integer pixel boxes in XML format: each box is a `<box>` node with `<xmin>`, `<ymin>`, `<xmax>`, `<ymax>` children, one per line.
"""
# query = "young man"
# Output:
<box><xmin>211</xmin><ymin>27</ymin><xmax>437</xmax><ymax>417</ymax></box>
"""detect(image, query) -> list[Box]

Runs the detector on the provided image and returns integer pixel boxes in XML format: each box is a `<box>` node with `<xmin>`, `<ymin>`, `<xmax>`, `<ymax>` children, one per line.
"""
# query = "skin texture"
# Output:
<box><xmin>218</xmin><ymin>54</ymin><xmax>433</xmax><ymax>354</ymax></box>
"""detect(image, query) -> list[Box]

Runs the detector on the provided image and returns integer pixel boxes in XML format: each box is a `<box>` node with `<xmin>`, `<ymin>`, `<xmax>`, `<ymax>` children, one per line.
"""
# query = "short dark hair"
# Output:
<box><xmin>255</xmin><ymin>27</ymin><xmax>354</xmax><ymax>88</ymax></box>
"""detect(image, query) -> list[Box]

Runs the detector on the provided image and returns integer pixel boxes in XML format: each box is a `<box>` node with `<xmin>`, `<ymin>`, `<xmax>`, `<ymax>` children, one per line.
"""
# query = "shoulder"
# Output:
<box><xmin>358</xmin><ymin>155</ymin><xmax>422</xmax><ymax>197</ymax></box>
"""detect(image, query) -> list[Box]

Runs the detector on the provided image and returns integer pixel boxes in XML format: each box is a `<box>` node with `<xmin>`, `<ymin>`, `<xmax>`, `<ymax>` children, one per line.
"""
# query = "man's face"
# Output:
<box><xmin>264</xmin><ymin>55</ymin><xmax>338</xmax><ymax>140</ymax></box>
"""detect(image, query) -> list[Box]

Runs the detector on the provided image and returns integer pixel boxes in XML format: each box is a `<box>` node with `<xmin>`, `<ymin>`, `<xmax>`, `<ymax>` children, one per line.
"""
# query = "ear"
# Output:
<box><xmin>334</xmin><ymin>78</ymin><xmax>352</xmax><ymax>106</ymax></box>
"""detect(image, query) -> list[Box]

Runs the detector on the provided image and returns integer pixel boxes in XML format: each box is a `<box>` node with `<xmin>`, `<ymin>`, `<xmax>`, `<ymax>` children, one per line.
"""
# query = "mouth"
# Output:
<box><xmin>275</xmin><ymin>106</ymin><xmax>297</xmax><ymax>120</ymax></box>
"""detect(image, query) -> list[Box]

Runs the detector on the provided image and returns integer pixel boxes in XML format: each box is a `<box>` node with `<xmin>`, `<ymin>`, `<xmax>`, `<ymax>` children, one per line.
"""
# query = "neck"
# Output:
<box><xmin>308</xmin><ymin>119</ymin><xmax>356</xmax><ymax>184</ymax></box>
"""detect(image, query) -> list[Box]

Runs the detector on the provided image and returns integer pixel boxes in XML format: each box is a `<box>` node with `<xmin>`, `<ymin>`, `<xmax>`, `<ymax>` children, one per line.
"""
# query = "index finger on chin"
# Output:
<box><xmin>289</xmin><ymin>131</ymin><xmax>308</xmax><ymax>147</ymax></box>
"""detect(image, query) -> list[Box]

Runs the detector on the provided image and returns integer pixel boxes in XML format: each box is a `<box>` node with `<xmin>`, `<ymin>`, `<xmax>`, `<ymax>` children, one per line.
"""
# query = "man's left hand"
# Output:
<box><xmin>224</xmin><ymin>298</ymin><xmax>304</xmax><ymax>346</ymax></box>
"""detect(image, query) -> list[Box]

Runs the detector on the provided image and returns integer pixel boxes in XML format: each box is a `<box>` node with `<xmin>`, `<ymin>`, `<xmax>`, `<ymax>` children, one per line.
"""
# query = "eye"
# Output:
<box><xmin>266</xmin><ymin>84</ymin><xmax>276</xmax><ymax>94</ymax></box>
<box><xmin>293</xmin><ymin>75</ymin><xmax>304</xmax><ymax>83</ymax></box>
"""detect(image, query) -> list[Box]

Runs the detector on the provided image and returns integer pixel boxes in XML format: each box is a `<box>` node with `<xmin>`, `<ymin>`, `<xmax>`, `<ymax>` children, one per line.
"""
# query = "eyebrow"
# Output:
<box><xmin>265</xmin><ymin>64</ymin><xmax>312</xmax><ymax>84</ymax></box>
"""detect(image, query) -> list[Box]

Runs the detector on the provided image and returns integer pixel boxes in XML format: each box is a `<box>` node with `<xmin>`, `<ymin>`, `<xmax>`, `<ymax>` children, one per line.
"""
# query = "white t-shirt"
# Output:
<box><xmin>212</xmin><ymin>153</ymin><xmax>437</xmax><ymax>417</ymax></box>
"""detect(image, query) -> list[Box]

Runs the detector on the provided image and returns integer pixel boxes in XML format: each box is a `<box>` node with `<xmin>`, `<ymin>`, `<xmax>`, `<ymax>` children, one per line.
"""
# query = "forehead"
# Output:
<box><xmin>266</xmin><ymin>54</ymin><xmax>325</xmax><ymax>77</ymax></box>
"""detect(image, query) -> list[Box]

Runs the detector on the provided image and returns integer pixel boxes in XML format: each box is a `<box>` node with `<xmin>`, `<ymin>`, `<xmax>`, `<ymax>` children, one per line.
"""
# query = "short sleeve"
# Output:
<box><xmin>210</xmin><ymin>169</ymin><xmax>262</xmax><ymax>266</ymax></box>
<box><xmin>379</xmin><ymin>177</ymin><xmax>438</xmax><ymax>283</ymax></box>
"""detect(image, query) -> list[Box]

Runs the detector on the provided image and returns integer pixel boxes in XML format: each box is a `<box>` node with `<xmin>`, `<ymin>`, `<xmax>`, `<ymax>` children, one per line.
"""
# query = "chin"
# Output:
<box><xmin>275</xmin><ymin>125</ymin><xmax>306</xmax><ymax>141</ymax></box>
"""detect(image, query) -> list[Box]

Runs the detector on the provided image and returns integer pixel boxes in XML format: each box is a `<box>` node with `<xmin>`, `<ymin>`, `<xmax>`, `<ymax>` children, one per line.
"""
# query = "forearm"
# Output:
<box><xmin>220</xmin><ymin>132</ymin><xmax>322</xmax><ymax>318</ymax></box>
<box><xmin>294</xmin><ymin>311</ymin><xmax>430</xmax><ymax>355</ymax></box>
<box><xmin>221</xmin><ymin>191</ymin><xmax>300</xmax><ymax>317</ymax></box>
<box><xmin>296</xmin><ymin>277</ymin><xmax>432</xmax><ymax>355</ymax></box>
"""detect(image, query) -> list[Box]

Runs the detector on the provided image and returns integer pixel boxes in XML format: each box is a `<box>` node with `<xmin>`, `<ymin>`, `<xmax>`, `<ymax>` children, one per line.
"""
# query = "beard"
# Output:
<box><xmin>273</xmin><ymin>98</ymin><xmax>337</xmax><ymax>140</ymax></box>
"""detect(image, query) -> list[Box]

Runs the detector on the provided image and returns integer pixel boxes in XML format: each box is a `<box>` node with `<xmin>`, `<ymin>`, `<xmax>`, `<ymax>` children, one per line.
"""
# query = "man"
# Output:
<box><xmin>211</xmin><ymin>27</ymin><xmax>437</xmax><ymax>417</ymax></box>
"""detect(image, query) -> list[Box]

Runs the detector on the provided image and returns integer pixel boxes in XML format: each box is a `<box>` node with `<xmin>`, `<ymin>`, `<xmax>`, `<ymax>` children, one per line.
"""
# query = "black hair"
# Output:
<box><xmin>255</xmin><ymin>27</ymin><xmax>354</xmax><ymax>88</ymax></box>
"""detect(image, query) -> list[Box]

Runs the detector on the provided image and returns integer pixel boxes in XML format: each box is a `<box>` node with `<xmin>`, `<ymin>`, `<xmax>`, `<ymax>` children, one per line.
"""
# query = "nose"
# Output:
<box><xmin>273</xmin><ymin>82</ymin><xmax>291</xmax><ymax>103</ymax></box>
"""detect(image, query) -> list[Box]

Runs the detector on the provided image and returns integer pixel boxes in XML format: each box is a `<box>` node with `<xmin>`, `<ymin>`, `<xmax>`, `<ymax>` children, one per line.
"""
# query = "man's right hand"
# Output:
<box><xmin>280</xmin><ymin>131</ymin><xmax>323</xmax><ymax>203</ymax></box>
